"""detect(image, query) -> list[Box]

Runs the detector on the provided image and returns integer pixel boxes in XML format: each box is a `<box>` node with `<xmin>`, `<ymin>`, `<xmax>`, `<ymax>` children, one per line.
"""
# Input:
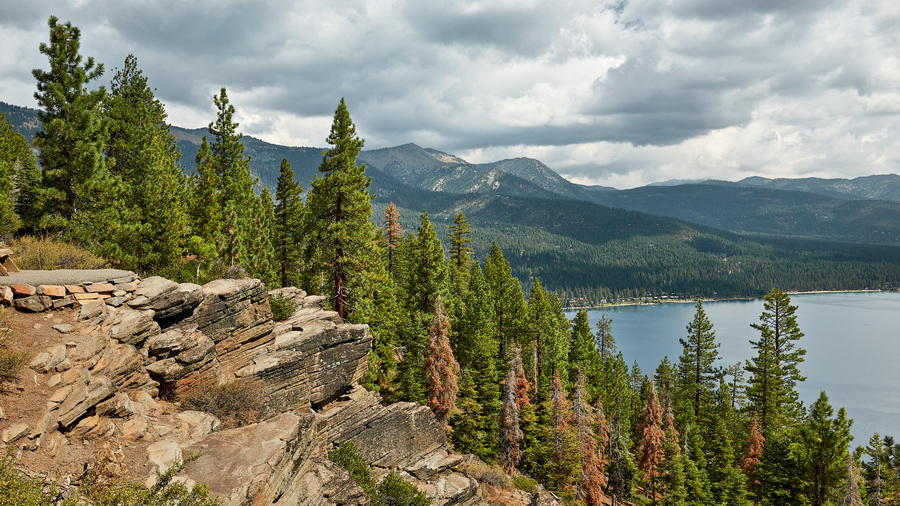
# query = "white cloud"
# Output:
<box><xmin>1</xmin><ymin>0</ymin><xmax>898</xmax><ymax>187</ymax></box>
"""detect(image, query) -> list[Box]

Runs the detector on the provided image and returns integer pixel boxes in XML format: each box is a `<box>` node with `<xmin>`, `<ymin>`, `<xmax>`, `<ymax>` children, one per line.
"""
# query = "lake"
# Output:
<box><xmin>567</xmin><ymin>291</ymin><xmax>900</xmax><ymax>444</ymax></box>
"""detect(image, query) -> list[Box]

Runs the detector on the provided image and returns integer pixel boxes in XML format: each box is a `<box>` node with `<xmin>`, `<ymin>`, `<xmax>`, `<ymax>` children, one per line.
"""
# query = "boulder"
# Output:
<box><xmin>95</xmin><ymin>392</ymin><xmax>135</xmax><ymax>418</ymax></box>
<box><xmin>180</xmin><ymin>412</ymin><xmax>323</xmax><ymax>505</ymax></box>
<box><xmin>14</xmin><ymin>295</ymin><xmax>53</xmax><ymax>312</ymax></box>
<box><xmin>0</xmin><ymin>285</ymin><xmax>13</xmax><ymax>305</ymax></box>
<box><xmin>110</xmin><ymin>309</ymin><xmax>160</xmax><ymax>346</ymax></box>
<box><xmin>57</xmin><ymin>375</ymin><xmax>116</xmax><ymax>429</ymax></box>
<box><xmin>10</xmin><ymin>282</ymin><xmax>36</xmax><ymax>297</ymax></box>
<box><xmin>78</xmin><ymin>300</ymin><xmax>108</xmax><ymax>322</ymax></box>
<box><xmin>52</xmin><ymin>295</ymin><xmax>77</xmax><ymax>309</ymax></box>
<box><xmin>2</xmin><ymin>422</ymin><xmax>29</xmax><ymax>443</ymax></box>
<box><xmin>52</xmin><ymin>324</ymin><xmax>75</xmax><ymax>334</ymax></box>
<box><xmin>30</xmin><ymin>344</ymin><xmax>67</xmax><ymax>373</ymax></box>
<box><xmin>130</xmin><ymin>282</ymin><xmax>203</xmax><ymax>322</ymax></box>
<box><xmin>278</xmin><ymin>457</ymin><xmax>369</xmax><ymax>505</ymax></box>
<box><xmin>37</xmin><ymin>285</ymin><xmax>66</xmax><ymax>297</ymax></box>
<box><xmin>324</xmin><ymin>389</ymin><xmax>446</xmax><ymax>469</ymax></box>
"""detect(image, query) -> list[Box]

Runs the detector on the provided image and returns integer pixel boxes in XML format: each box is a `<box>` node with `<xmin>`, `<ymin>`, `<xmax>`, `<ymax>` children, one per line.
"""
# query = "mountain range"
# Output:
<box><xmin>4</xmin><ymin>100</ymin><xmax>900</xmax><ymax>300</ymax></box>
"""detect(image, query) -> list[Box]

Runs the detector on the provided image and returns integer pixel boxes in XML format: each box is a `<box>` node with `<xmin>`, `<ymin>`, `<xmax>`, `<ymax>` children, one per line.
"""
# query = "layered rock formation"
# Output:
<box><xmin>4</xmin><ymin>276</ymin><xmax>561</xmax><ymax>505</ymax></box>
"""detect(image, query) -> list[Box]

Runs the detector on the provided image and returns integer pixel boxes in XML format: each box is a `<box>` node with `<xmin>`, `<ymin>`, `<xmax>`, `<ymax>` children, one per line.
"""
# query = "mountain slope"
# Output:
<box><xmin>712</xmin><ymin>174</ymin><xmax>900</xmax><ymax>201</ymax></box>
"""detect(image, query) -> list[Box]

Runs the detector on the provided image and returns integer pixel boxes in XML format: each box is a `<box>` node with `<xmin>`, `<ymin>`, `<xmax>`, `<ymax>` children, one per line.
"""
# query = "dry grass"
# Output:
<box><xmin>178</xmin><ymin>377</ymin><xmax>269</xmax><ymax>429</ymax></box>
<box><xmin>0</xmin><ymin>308</ymin><xmax>28</xmax><ymax>388</ymax></box>
<box><xmin>9</xmin><ymin>235</ymin><xmax>107</xmax><ymax>270</ymax></box>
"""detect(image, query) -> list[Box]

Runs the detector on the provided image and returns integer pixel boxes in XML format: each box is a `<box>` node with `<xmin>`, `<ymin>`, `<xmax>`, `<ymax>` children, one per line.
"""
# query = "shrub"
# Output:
<box><xmin>179</xmin><ymin>378</ymin><xmax>268</xmax><ymax>429</ymax></box>
<box><xmin>0</xmin><ymin>310</ymin><xmax>28</xmax><ymax>389</ymax></box>
<box><xmin>328</xmin><ymin>443</ymin><xmax>431</xmax><ymax>505</ymax></box>
<box><xmin>328</xmin><ymin>442</ymin><xmax>378</xmax><ymax>499</ymax></box>
<box><xmin>269</xmin><ymin>294</ymin><xmax>295</xmax><ymax>321</ymax></box>
<box><xmin>82</xmin><ymin>455</ymin><xmax>222</xmax><ymax>506</ymax></box>
<box><xmin>376</xmin><ymin>472</ymin><xmax>430</xmax><ymax>506</ymax></box>
<box><xmin>0</xmin><ymin>457</ymin><xmax>50</xmax><ymax>506</ymax></box>
<box><xmin>9</xmin><ymin>235</ymin><xmax>106</xmax><ymax>270</ymax></box>
<box><xmin>512</xmin><ymin>475</ymin><xmax>539</xmax><ymax>494</ymax></box>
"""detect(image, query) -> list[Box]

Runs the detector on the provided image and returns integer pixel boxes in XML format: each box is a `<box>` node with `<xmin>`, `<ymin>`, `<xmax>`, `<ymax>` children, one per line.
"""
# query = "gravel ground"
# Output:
<box><xmin>0</xmin><ymin>268</ymin><xmax>136</xmax><ymax>286</ymax></box>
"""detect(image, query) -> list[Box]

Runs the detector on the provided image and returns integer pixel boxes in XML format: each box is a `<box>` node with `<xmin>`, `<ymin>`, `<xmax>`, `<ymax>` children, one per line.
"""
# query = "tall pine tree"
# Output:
<box><xmin>32</xmin><ymin>16</ymin><xmax>107</xmax><ymax>232</ymax></box>
<box><xmin>274</xmin><ymin>158</ymin><xmax>305</xmax><ymax>287</ymax></box>
<box><xmin>305</xmin><ymin>98</ymin><xmax>378</xmax><ymax>320</ymax></box>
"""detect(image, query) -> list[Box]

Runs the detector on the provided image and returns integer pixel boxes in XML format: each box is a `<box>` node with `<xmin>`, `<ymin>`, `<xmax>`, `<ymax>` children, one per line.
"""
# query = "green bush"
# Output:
<box><xmin>328</xmin><ymin>442</ymin><xmax>430</xmax><ymax>505</ymax></box>
<box><xmin>0</xmin><ymin>457</ymin><xmax>50</xmax><ymax>506</ymax></box>
<box><xmin>179</xmin><ymin>378</ymin><xmax>268</xmax><ymax>429</ymax></box>
<box><xmin>10</xmin><ymin>235</ymin><xmax>107</xmax><ymax>270</ymax></box>
<box><xmin>328</xmin><ymin>442</ymin><xmax>378</xmax><ymax>498</ymax></box>
<box><xmin>512</xmin><ymin>475</ymin><xmax>539</xmax><ymax>494</ymax></box>
<box><xmin>269</xmin><ymin>294</ymin><xmax>295</xmax><ymax>321</ymax></box>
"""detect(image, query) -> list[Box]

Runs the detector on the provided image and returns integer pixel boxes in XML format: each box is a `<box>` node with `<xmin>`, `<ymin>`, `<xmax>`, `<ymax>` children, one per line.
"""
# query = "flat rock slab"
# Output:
<box><xmin>0</xmin><ymin>269</ymin><xmax>135</xmax><ymax>287</ymax></box>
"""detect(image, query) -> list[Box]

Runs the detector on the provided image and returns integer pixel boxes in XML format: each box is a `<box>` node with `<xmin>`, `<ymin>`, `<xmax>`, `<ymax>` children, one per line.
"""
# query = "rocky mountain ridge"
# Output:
<box><xmin>0</xmin><ymin>272</ymin><xmax>561</xmax><ymax>505</ymax></box>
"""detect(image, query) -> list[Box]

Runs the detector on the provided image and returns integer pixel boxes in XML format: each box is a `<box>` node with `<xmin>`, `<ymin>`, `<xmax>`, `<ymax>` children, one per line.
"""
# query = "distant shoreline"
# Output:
<box><xmin>564</xmin><ymin>289</ymin><xmax>890</xmax><ymax>310</ymax></box>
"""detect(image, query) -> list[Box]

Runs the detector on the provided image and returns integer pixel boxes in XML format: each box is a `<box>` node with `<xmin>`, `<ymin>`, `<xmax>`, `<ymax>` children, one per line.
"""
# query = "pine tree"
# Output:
<box><xmin>677</xmin><ymin>300</ymin><xmax>721</xmax><ymax>424</ymax></box>
<box><xmin>746</xmin><ymin>288</ymin><xmax>807</xmax><ymax>434</ymax></box>
<box><xmin>305</xmin><ymin>98</ymin><xmax>378</xmax><ymax>319</ymax></box>
<box><xmin>573</xmin><ymin>369</ymin><xmax>606</xmax><ymax>505</ymax></box>
<box><xmin>638</xmin><ymin>375</ymin><xmax>666</xmax><ymax>501</ymax></box>
<box><xmin>741</xmin><ymin>413</ymin><xmax>765</xmax><ymax>479</ymax></box>
<box><xmin>800</xmin><ymin>391</ymin><xmax>854</xmax><ymax>506</ymax></box>
<box><xmin>529</xmin><ymin>279</ymin><xmax>570</xmax><ymax>397</ymax></box>
<box><xmin>103</xmin><ymin>54</ymin><xmax>187</xmax><ymax>272</ymax></box>
<box><xmin>32</xmin><ymin>16</ymin><xmax>107</xmax><ymax>231</ymax></box>
<box><xmin>208</xmin><ymin>88</ymin><xmax>259</xmax><ymax>272</ymax></box>
<box><xmin>425</xmin><ymin>297</ymin><xmax>459</xmax><ymax>428</ymax></box>
<box><xmin>447</xmin><ymin>211</ymin><xmax>473</xmax><ymax>295</ymax></box>
<box><xmin>499</xmin><ymin>355</ymin><xmax>525</xmax><ymax>472</ymax></box>
<box><xmin>544</xmin><ymin>370</ymin><xmax>580</xmax><ymax>493</ymax></box>
<box><xmin>0</xmin><ymin>115</ymin><xmax>28</xmax><ymax>235</ymax></box>
<box><xmin>594</xmin><ymin>313</ymin><xmax>616</xmax><ymax>358</ymax></box>
<box><xmin>484</xmin><ymin>243</ymin><xmax>528</xmax><ymax>362</ymax></box>
<box><xmin>274</xmin><ymin>158</ymin><xmax>305</xmax><ymax>287</ymax></box>
<box><xmin>382</xmin><ymin>202</ymin><xmax>403</xmax><ymax>278</ymax></box>
<box><xmin>251</xmin><ymin>187</ymin><xmax>277</xmax><ymax>286</ymax></box>
<box><xmin>187</xmin><ymin>137</ymin><xmax>222</xmax><ymax>281</ymax></box>
<box><xmin>569</xmin><ymin>310</ymin><xmax>601</xmax><ymax>387</ymax></box>
<box><xmin>864</xmin><ymin>433</ymin><xmax>888</xmax><ymax>506</ymax></box>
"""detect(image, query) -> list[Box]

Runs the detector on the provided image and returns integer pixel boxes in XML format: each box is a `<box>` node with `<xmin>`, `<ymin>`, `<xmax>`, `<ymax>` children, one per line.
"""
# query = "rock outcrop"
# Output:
<box><xmin>3</xmin><ymin>275</ymin><xmax>558</xmax><ymax>506</ymax></box>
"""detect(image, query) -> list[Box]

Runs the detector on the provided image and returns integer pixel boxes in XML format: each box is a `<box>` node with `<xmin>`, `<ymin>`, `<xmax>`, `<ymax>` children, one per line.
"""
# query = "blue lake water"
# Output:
<box><xmin>567</xmin><ymin>292</ymin><xmax>900</xmax><ymax>444</ymax></box>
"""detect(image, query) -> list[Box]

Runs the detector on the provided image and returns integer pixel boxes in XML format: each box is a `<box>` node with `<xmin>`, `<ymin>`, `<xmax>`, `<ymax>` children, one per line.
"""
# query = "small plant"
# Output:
<box><xmin>268</xmin><ymin>294</ymin><xmax>295</xmax><ymax>321</ymax></box>
<box><xmin>179</xmin><ymin>377</ymin><xmax>268</xmax><ymax>429</ymax></box>
<box><xmin>9</xmin><ymin>235</ymin><xmax>106</xmax><ymax>270</ymax></box>
<box><xmin>0</xmin><ymin>456</ymin><xmax>51</xmax><ymax>505</ymax></box>
<box><xmin>0</xmin><ymin>309</ymin><xmax>27</xmax><ymax>389</ymax></box>
<box><xmin>512</xmin><ymin>475</ymin><xmax>540</xmax><ymax>494</ymax></box>
<box><xmin>329</xmin><ymin>442</ymin><xmax>431</xmax><ymax>505</ymax></box>
<box><xmin>80</xmin><ymin>454</ymin><xmax>222</xmax><ymax>505</ymax></box>
<box><xmin>328</xmin><ymin>442</ymin><xmax>378</xmax><ymax>499</ymax></box>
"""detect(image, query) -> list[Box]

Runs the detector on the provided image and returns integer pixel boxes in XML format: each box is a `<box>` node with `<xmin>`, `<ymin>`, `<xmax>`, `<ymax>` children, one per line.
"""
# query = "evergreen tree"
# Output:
<box><xmin>637</xmin><ymin>376</ymin><xmax>666</xmax><ymax>502</ymax></box>
<box><xmin>32</xmin><ymin>16</ymin><xmax>107</xmax><ymax>231</ymax></box>
<box><xmin>573</xmin><ymin>369</ymin><xmax>606</xmax><ymax>505</ymax></box>
<box><xmin>746</xmin><ymin>288</ymin><xmax>807</xmax><ymax>434</ymax></box>
<box><xmin>0</xmin><ymin>115</ymin><xmax>29</xmax><ymax>235</ymax></box>
<box><xmin>382</xmin><ymin>202</ymin><xmax>403</xmax><ymax>278</ymax></box>
<box><xmin>250</xmin><ymin>187</ymin><xmax>277</xmax><ymax>286</ymax></box>
<box><xmin>274</xmin><ymin>158</ymin><xmax>305</xmax><ymax>287</ymax></box>
<box><xmin>568</xmin><ymin>310</ymin><xmax>601</xmax><ymax>388</ymax></box>
<box><xmin>499</xmin><ymin>354</ymin><xmax>525</xmax><ymax>472</ymax></box>
<box><xmin>677</xmin><ymin>300</ymin><xmax>721</xmax><ymax>424</ymax></box>
<box><xmin>544</xmin><ymin>370</ymin><xmax>580</xmax><ymax>493</ymax></box>
<box><xmin>447</xmin><ymin>211</ymin><xmax>473</xmax><ymax>295</ymax></box>
<box><xmin>305</xmin><ymin>98</ymin><xmax>378</xmax><ymax>319</ymax></box>
<box><xmin>208</xmin><ymin>88</ymin><xmax>259</xmax><ymax>273</ymax></box>
<box><xmin>864</xmin><ymin>433</ymin><xmax>888</xmax><ymax>506</ymax></box>
<box><xmin>425</xmin><ymin>297</ymin><xmax>459</xmax><ymax>428</ymax></box>
<box><xmin>799</xmin><ymin>391</ymin><xmax>853</xmax><ymax>506</ymax></box>
<box><xmin>594</xmin><ymin>313</ymin><xmax>616</xmax><ymax>358</ymax></box>
<box><xmin>187</xmin><ymin>137</ymin><xmax>222</xmax><ymax>281</ymax></box>
<box><xmin>741</xmin><ymin>413</ymin><xmax>765</xmax><ymax>479</ymax></box>
<box><xmin>529</xmin><ymin>279</ymin><xmax>570</xmax><ymax>397</ymax></box>
<box><xmin>484</xmin><ymin>243</ymin><xmax>528</xmax><ymax>362</ymax></box>
<box><xmin>103</xmin><ymin>54</ymin><xmax>187</xmax><ymax>272</ymax></box>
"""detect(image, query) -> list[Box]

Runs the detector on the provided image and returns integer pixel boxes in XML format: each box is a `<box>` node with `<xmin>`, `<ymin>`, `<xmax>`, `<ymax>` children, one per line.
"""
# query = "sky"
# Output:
<box><xmin>2</xmin><ymin>0</ymin><xmax>900</xmax><ymax>189</ymax></box>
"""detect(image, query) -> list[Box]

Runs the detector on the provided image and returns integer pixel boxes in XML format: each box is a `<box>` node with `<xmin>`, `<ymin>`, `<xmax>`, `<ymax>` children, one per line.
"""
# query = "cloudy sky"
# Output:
<box><xmin>2</xmin><ymin>0</ymin><xmax>899</xmax><ymax>188</ymax></box>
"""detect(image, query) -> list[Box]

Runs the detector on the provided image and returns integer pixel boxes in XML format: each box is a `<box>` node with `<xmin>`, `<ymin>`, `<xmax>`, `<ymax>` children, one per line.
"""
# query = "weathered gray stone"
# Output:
<box><xmin>30</xmin><ymin>344</ymin><xmax>66</xmax><ymax>373</ymax></box>
<box><xmin>78</xmin><ymin>300</ymin><xmax>108</xmax><ymax>322</ymax></box>
<box><xmin>2</xmin><ymin>422</ymin><xmax>29</xmax><ymax>443</ymax></box>
<box><xmin>121</xmin><ymin>417</ymin><xmax>149</xmax><ymax>441</ymax></box>
<box><xmin>52</xmin><ymin>295</ymin><xmax>77</xmax><ymax>309</ymax></box>
<box><xmin>0</xmin><ymin>286</ymin><xmax>13</xmax><ymax>306</ymax></box>
<box><xmin>95</xmin><ymin>392</ymin><xmax>135</xmax><ymax>418</ymax></box>
<box><xmin>110</xmin><ymin>309</ymin><xmax>160</xmax><ymax>346</ymax></box>
<box><xmin>52</xmin><ymin>324</ymin><xmax>75</xmax><ymax>334</ymax></box>
<box><xmin>181</xmin><ymin>412</ymin><xmax>322</xmax><ymax>506</ymax></box>
<box><xmin>105</xmin><ymin>296</ymin><xmax>128</xmax><ymax>307</ymax></box>
<box><xmin>175</xmin><ymin>411</ymin><xmax>221</xmax><ymax>441</ymax></box>
<box><xmin>279</xmin><ymin>457</ymin><xmax>369</xmax><ymax>506</ymax></box>
<box><xmin>14</xmin><ymin>295</ymin><xmax>53</xmax><ymax>312</ymax></box>
<box><xmin>324</xmin><ymin>388</ymin><xmax>446</xmax><ymax>469</ymax></box>
<box><xmin>57</xmin><ymin>375</ymin><xmax>116</xmax><ymax>429</ymax></box>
